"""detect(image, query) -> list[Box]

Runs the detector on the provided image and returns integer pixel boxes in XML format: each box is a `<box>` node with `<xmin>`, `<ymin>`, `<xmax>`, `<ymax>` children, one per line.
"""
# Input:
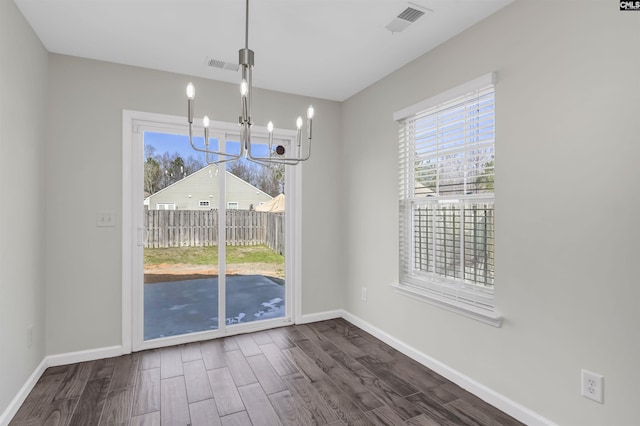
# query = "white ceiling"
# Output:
<box><xmin>14</xmin><ymin>0</ymin><xmax>512</xmax><ymax>102</ymax></box>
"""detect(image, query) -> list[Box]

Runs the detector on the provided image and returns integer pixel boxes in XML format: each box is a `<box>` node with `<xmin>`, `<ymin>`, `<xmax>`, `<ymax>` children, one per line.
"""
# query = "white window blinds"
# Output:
<box><xmin>397</xmin><ymin>74</ymin><xmax>497</xmax><ymax>315</ymax></box>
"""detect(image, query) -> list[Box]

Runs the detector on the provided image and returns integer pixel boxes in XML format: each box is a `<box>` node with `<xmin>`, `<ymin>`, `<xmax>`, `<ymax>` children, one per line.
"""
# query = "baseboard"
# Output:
<box><xmin>46</xmin><ymin>345</ymin><xmax>123</xmax><ymax>367</ymax></box>
<box><xmin>340</xmin><ymin>310</ymin><xmax>557</xmax><ymax>426</ymax></box>
<box><xmin>0</xmin><ymin>358</ymin><xmax>48</xmax><ymax>426</ymax></box>
<box><xmin>298</xmin><ymin>309</ymin><xmax>342</xmax><ymax>324</ymax></box>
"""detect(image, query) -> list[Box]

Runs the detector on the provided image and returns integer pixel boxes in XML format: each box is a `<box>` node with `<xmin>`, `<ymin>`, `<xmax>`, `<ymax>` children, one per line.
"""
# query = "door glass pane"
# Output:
<box><xmin>142</xmin><ymin>131</ymin><xmax>220</xmax><ymax>340</ymax></box>
<box><xmin>224</xmin><ymin>139</ymin><xmax>286</xmax><ymax>326</ymax></box>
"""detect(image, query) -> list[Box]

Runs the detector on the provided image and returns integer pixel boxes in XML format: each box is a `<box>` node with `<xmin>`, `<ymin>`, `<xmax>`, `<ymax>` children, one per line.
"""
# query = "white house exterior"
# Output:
<box><xmin>145</xmin><ymin>164</ymin><xmax>272</xmax><ymax>210</ymax></box>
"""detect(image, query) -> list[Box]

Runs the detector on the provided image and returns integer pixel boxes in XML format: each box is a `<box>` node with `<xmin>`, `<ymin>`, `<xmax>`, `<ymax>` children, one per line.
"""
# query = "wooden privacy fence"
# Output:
<box><xmin>145</xmin><ymin>210</ymin><xmax>285</xmax><ymax>254</ymax></box>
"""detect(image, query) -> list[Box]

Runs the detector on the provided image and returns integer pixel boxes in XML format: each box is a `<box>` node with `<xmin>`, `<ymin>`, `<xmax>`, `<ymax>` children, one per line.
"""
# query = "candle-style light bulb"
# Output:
<box><xmin>306</xmin><ymin>105</ymin><xmax>314</xmax><ymax>140</ymax></box>
<box><xmin>186</xmin><ymin>82</ymin><xmax>195</xmax><ymax>100</ymax></box>
<box><xmin>240</xmin><ymin>79</ymin><xmax>248</xmax><ymax>97</ymax></box>
<box><xmin>296</xmin><ymin>116</ymin><xmax>303</xmax><ymax>129</ymax></box>
<box><xmin>203</xmin><ymin>115</ymin><xmax>210</xmax><ymax>147</ymax></box>
<box><xmin>267</xmin><ymin>121</ymin><xmax>274</xmax><ymax>150</ymax></box>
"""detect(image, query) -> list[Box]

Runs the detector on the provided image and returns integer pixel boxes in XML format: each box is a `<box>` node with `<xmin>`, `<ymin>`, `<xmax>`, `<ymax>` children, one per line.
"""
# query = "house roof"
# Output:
<box><xmin>255</xmin><ymin>194</ymin><xmax>285</xmax><ymax>213</ymax></box>
<box><xmin>144</xmin><ymin>163</ymin><xmax>272</xmax><ymax>202</ymax></box>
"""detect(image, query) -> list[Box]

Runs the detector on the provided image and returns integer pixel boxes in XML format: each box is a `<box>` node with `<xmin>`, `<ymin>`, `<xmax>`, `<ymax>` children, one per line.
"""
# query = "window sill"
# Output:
<box><xmin>391</xmin><ymin>282</ymin><xmax>503</xmax><ymax>327</ymax></box>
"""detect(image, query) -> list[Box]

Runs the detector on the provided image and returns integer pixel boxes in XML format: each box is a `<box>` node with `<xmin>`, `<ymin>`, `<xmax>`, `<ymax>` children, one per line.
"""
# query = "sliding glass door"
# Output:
<box><xmin>126</xmin><ymin>112</ymin><xmax>296</xmax><ymax>351</ymax></box>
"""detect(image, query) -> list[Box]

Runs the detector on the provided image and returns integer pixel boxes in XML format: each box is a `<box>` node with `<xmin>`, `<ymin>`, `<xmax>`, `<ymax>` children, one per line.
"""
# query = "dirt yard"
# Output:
<box><xmin>144</xmin><ymin>262</ymin><xmax>284</xmax><ymax>283</ymax></box>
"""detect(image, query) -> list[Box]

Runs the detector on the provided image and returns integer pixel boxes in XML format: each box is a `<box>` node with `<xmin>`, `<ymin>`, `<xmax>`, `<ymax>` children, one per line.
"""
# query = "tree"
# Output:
<box><xmin>143</xmin><ymin>148</ymin><xmax>205</xmax><ymax>196</ymax></box>
<box><xmin>227</xmin><ymin>158</ymin><xmax>284</xmax><ymax>198</ymax></box>
<box><xmin>144</xmin><ymin>157</ymin><xmax>161</xmax><ymax>196</ymax></box>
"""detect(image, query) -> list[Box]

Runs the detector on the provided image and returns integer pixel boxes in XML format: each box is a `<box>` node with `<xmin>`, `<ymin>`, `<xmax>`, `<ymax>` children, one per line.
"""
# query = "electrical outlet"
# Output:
<box><xmin>581</xmin><ymin>369</ymin><xmax>604</xmax><ymax>403</ymax></box>
<box><xmin>361</xmin><ymin>287</ymin><xmax>367</xmax><ymax>302</ymax></box>
<box><xmin>27</xmin><ymin>325</ymin><xmax>33</xmax><ymax>348</ymax></box>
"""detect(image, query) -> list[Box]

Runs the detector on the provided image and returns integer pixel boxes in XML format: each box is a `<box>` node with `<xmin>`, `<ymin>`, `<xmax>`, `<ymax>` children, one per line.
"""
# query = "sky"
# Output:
<box><xmin>144</xmin><ymin>131</ymin><xmax>271</xmax><ymax>162</ymax></box>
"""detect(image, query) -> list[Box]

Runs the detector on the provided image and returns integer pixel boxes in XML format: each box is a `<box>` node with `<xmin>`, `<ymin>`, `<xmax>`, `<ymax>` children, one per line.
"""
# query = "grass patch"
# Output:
<box><xmin>144</xmin><ymin>244</ymin><xmax>284</xmax><ymax>266</ymax></box>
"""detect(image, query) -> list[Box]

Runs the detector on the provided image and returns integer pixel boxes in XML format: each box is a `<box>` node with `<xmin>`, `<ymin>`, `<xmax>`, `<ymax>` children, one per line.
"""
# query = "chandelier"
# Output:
<box><xmin>186</xmin><ymin>0</ymin><xmax>314</xmax><ymax>165</ymax></box>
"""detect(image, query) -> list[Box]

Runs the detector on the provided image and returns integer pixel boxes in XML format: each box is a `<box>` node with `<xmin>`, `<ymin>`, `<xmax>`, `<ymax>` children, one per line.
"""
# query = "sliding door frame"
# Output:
<box><xmin>122</xmin><ymin>110</ymin><xmax>302</xmax><ymax>353</ymax></box>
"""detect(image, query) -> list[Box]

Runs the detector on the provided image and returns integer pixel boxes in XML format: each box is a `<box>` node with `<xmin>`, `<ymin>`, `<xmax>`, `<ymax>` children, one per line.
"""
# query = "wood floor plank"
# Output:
<box><xmin>250</xmin><ymin>330</ymin><xmax>274</xmax><ymax>346</ymax></box>
<box><xmin>99</xmin><ymin>387</ymin><xmax>134</xmax><ymax>426</ymax></box>
<box><xmin>208</xmin><ymin>367</ymin><xmax>245</xmax><ymax>416</ymax></box>
<box><xmin>130</xmin><ymin>411</ymin><xmax>160</xmax><ymax>426</ymax></box>
<box><xmin>132</xmin><ymin>368</ymin><xmax>160</xmax><ymax>416</ymax></box>
<box><xmin>386</xmin><ymin>354</ymin><xmax>446</xmax><ymax>395</ymax></box>
<box><xmin>282</xmin><ymin>373</ymin><xmax>340</xmax><ymax>425</ymax></box>
<box><xmin>347</xmin><ymin>365</ymin><xmax>424</xmax><ymax>420</ymax></box>
<box><xmin>356</xmin><ymin>355</ymin><xmax>418</xmax><ymax>397</ymax></box>
<box><xmin>246</xmin><ymin>354</ymin><xmax>286</xmax><ymax>395</ymax></box>
<box><xmin>365</xmin><ymin>405</ymin><xmax>407</xmax><ymax>425</ymax></box>
<box><xmin>189</xmin><ymin>399</ymin><xmax>222</xmax><ymax>426</ymax></box>
<box><xmin>282</xmin><ymin>346</ymin><xmax>327</xmax><ymax>382</ymax></box>
<box><xmin>110</xmin><ymin>353</ymin><xmax>139</xmax><ymax>391</ymax></box>
<box><xmin>90</xmin><ymin>357</ymin><xmax>116</xmax><ymax>380</ymax></box>
<box><xmin>323</xmin><ymin>362</ymin><xmax>384</xmax><ymax>412</ymax></box>
<box><xmin>405</xmin><ymin>413</ymin><xmax>442</xmax><ymax>426</ymax></box>
<box><xmin>10</xmin><ymin>372</ymin><xmax>67</xmax><ymax>423</ymax></box>
<box><xmin>35</xmin><ymin>397</ymin><xmax>78</xmax><ymax>426</ymax></box>
<box><xmin>310</xmin><ymin>324</ymin><xmax>367</xmax><ymax>359</ymax></box>
<box><xmin>440</xmin><ymin>382</ymin><xmax>525</xmax><ymax>426</ymax></box>
<box><xmin>443</xmin><ymin>398</ymin><xmax>496</xmax><ymax>426</ymax></box>
<box><xmin>220</xmin><ymin>410</ymin><xmax>252</xmax><ymax>426</ymax></box>
<box><xmin>235</xmin><ymin>334</ymin><xmax>263</xmax><ymax>357</ymax></box>
<box><xmin>406</xmin><ymin>391</ymin><xmax>477</xmax><ymax>426</ymax></box>
<box><xmin>54</xmin><ymin>361</ymin><xmax>95</xmax><ymax>401</ymax></box>
<box><xmin>281</xmin><ymin>325</ymin><xmax>312</xmax><ymax>345</ymax></box>
<box><xmin>296</xmin><ymin>339</ymin><xmax>336</xmax><ymax>372</ymax></box>
<box><xmin>69</xmin><ymin>377</ymin><xmax>111</xmax><ymax>426</ymax></box>
<box><xmin>268</xmin><ymin>389</ymin><xmax>314</xmax><ymax>426</ymax></box>
<box><xmin>223</xmin><ymin>336</ymin><xmax>240</xmax><ymax>352</ymax></box>
<box><xmin>225</xmin><ymin>350</ymin><xmax>258</xmax><ymax>386</ymax></box>
<box><xmin>140</xmin><ymin>349</ymin><xmax>160</xmax><ymax>370</ymax></box>
<box><xmin>181</xmin><ymin>342</ymin><xmax>203</xmax><ymax>362</ymax></box>
<box><xmin>295</xmin><ymin>323</ymin><xmax>327</xmax><ymax>345</ymax></box>
<box><xmin>160</xmin><ymin>346</ymin><xmax>183</xmax><ymax>379</ymax></box>
<box><xmin>267</xmin><ymin>328</ymin><xmax>296</xmax><ymax>349</ymax></box>
<box><xmin>183</xmin><ymin>359</ymin><xmax>214</xmax><ymax>403</ymax></box>
<box><xmin>201</xmin><ymin>339</ymin><xmax>228</xmax><ymax>370</ymax></box>
<box><xmin>160</xmin><ymin>376</ymin><xmax>191</xmax><ymax>425</ymax></box>
<box><xmin>238</xmin><ymin>383</ymin><xmax>282</xmax><ymax>426</ymax></box>
<box><xmin>259</xmin><ymin>342</ymin><xmax>298</xmax><ymax>376</ymax></box>
<box><xmin>311</xmin><ymin>378</ymin><xmax>370</xmax><ymax>426</ymax></box>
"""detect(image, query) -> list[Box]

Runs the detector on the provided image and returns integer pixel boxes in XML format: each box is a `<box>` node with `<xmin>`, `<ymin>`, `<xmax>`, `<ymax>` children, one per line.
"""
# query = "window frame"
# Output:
<box><xmin>393</xmin><ymin>73</ymin><xmax>502</xmax><ymax>327</ymax></box>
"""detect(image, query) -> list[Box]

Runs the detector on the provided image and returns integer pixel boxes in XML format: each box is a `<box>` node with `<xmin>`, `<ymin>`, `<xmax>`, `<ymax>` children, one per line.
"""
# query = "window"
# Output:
<box><xmin>227</xmin><ymin>201</ymin><xmax>239</xmax><ymax>210</ymax></box>
<box><xmin>394</xmin><ymin>73</ymin><xmax>501</xmax><ymax>326</ymax></box>
<box><xmin>156</xmin><ymin>203</ymin><xmax>176</xmax><ymax>210</ymax></box>
<box><xmin>199</xmin><ymin>200</ymin><xmax>210</xmax><ymax>208</ymax></box>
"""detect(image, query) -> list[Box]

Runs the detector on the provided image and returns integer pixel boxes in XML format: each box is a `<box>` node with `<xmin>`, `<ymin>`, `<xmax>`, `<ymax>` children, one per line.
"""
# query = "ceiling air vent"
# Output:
<box><xmin>207</xmin><ymin>58</ymin><xmax>240</xmax><ymax>72</ymax></box>
<box><xmin>385</xmin><ymin>3</ymin><xmax>429</xmax><ymax>33</ymax></box>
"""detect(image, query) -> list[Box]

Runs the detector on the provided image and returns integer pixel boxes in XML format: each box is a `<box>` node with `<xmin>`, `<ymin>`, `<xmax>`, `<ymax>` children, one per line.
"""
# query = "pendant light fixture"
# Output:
<box><xmin>186</xmin><ymin>0</ymin><xmax>314</xmax><ymax>165</ymax></box>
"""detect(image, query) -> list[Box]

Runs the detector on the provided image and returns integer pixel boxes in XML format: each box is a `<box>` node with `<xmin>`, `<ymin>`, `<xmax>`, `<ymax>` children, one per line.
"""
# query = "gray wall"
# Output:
<box><xmin>0</xmin><ymin>0</ymin><xmax>48</xmax><ymax>415</ymax></box>
<box><xmin>341</xmin><ymin>1</ymin><xmax>640</xmax><ymax>425</ymax></box>
<box><xmin>45</xmin><ymin>54</ymin><xmax>344</xmax><ymax>355</ymax></box>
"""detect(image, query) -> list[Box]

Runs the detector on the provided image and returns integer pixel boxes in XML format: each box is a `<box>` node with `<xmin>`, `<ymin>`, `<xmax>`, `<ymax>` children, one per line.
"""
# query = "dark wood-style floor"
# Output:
<box><xmin>10</xmin><ymin>319</ymin><xmax>523</xmax><ymax>425</ymax></box>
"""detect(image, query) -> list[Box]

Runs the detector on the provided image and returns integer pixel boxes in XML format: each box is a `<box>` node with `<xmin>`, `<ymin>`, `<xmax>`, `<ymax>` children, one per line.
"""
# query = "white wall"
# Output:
<box><xmin>341</xmin><ymin>1</ymin><xmax>640</xmax><ymax>425</ymax></box>
<box><xmin>45</xmin><ymin>54</ymin><xmax>344</xmax><ymax>355</ymax></box>
<box><xmin>0</xmin><ymin>0</ymin><xmax>48</xmax><ymax>415</ymax></box>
